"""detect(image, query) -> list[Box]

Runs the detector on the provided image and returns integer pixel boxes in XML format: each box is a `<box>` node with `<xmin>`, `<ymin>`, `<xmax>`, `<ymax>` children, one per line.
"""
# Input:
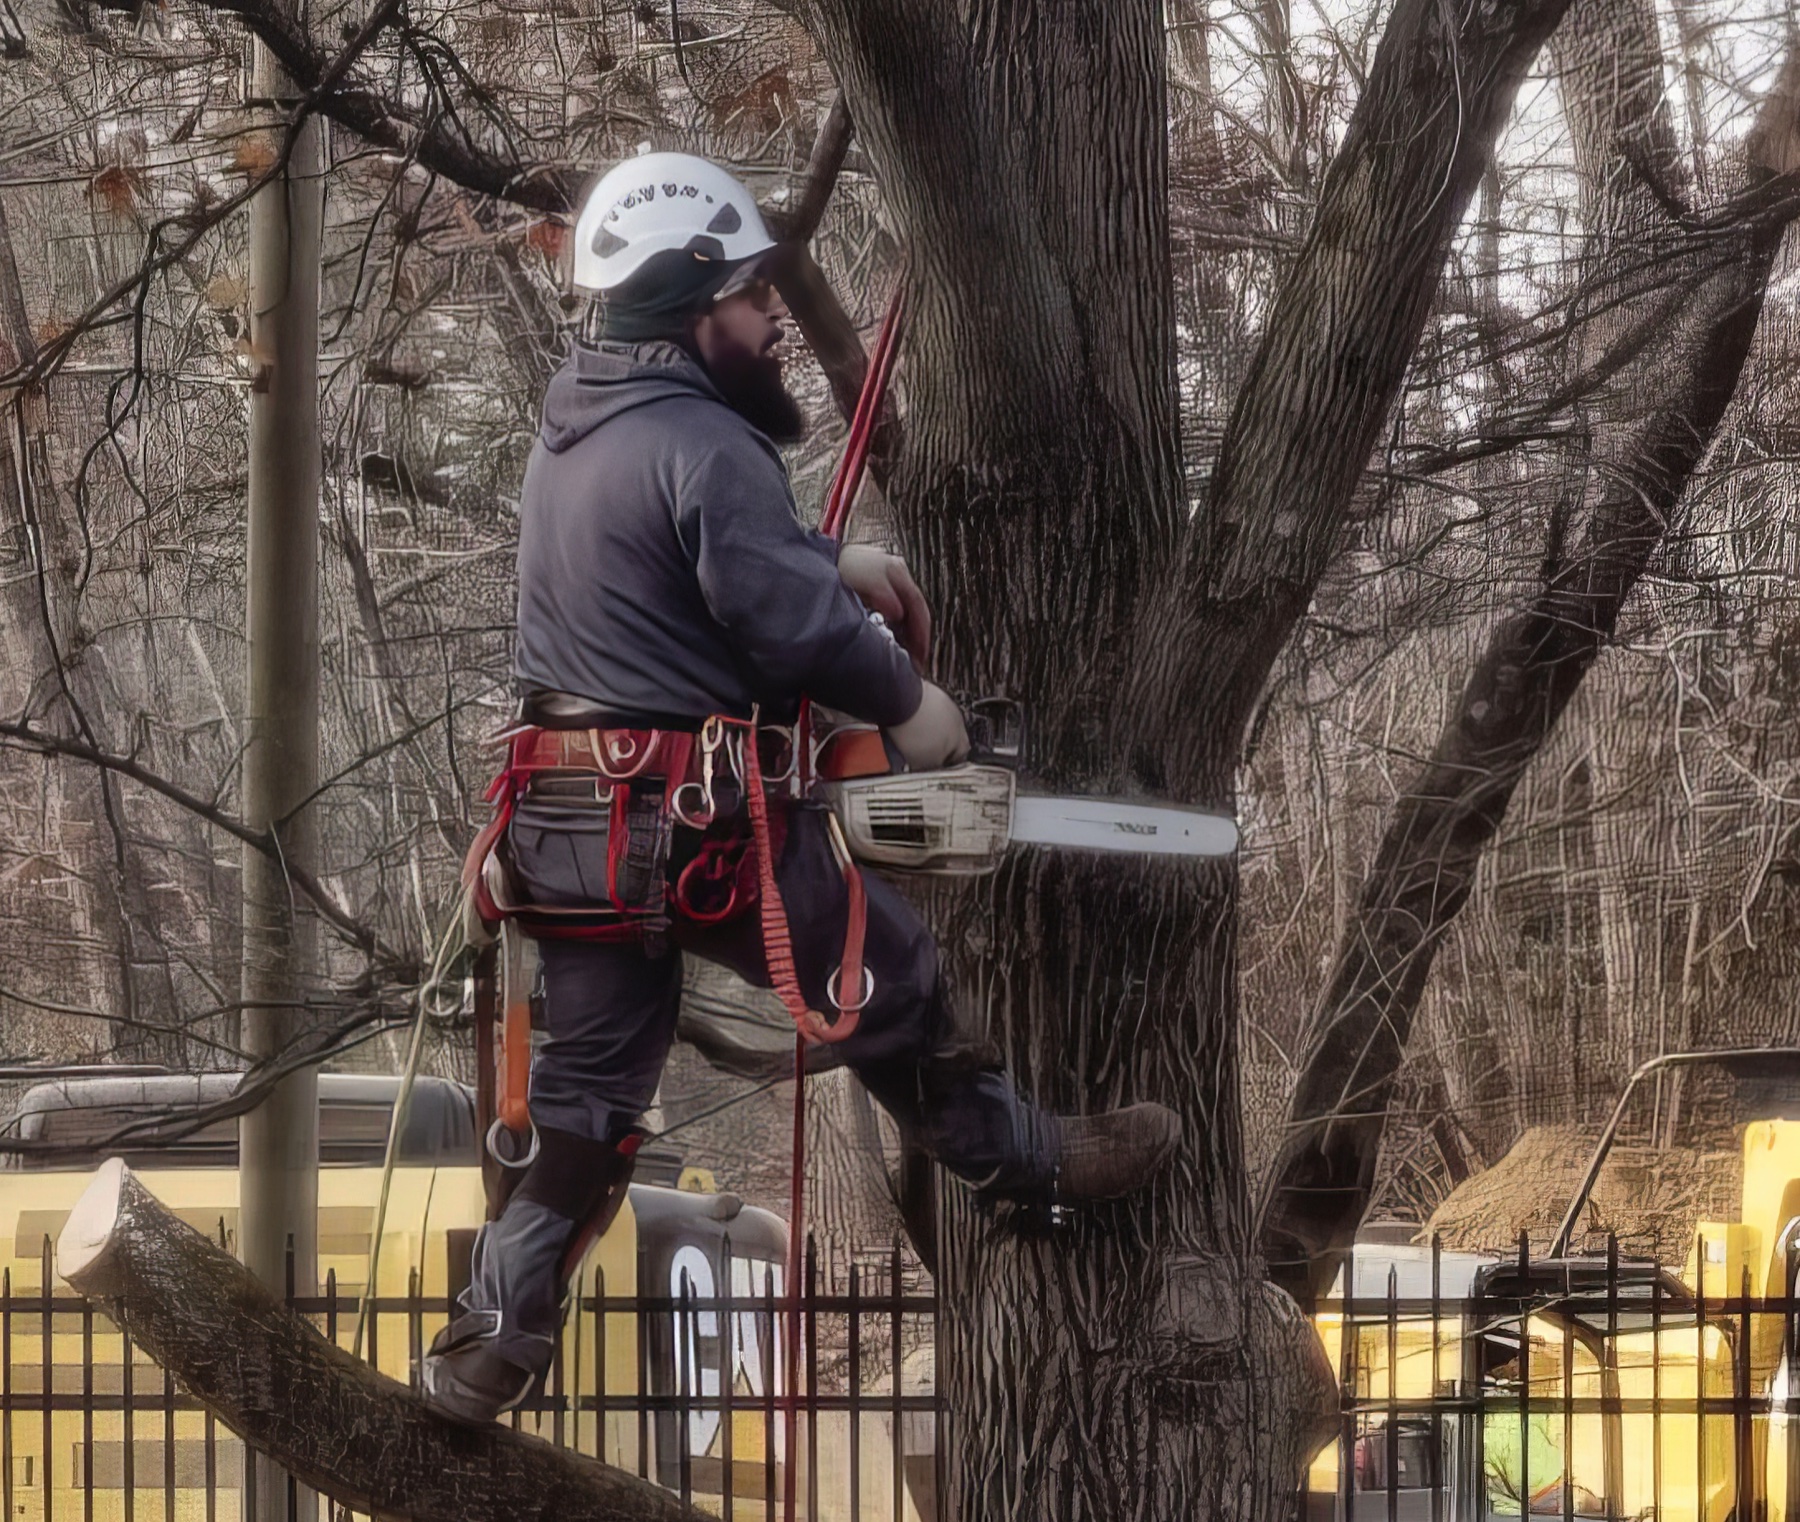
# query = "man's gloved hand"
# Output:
<box><xmin>837</xmin><ymin>545</ymin><xmax>933</xmax><ymax>668</ymax></box>
<box><xmin>888</xmin><ymin>681</ymin><xmax>970</xmax><ymax>771</ymax></box>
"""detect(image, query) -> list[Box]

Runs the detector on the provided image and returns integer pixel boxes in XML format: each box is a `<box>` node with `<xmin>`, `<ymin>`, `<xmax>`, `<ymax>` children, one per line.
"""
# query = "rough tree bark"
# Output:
<box><xmin>1257</xmin><ymin>18</ymin><xmax>1800</xmax><ymax>1307</ymax></box>
<box><xmin>793</xmin><ymin>0</ymin><xmax>1569</xmax><ymax>1515</ymax></box>
<box><xmin>56</xmin><ymin>1160</ymin><xmax>694</xmax><ymax>1522</ymax></box>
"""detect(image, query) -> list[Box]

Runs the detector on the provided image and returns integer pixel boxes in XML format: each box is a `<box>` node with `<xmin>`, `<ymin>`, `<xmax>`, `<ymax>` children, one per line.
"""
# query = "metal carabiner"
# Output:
<box><xmin>673</xmin><ymin>717</ymin><xmax>726</xmax><ymax>827</ymax></box>
<box><xmin>757</xmin><ymin>724</ymin><xmax>798</xmax><ymax>789</ymax></box>
<box><xmin>592</xmin><ymin>727</ymin><xmax>654</xmax><ymax>781</ymax></box>
<box><xmin>826</xmin><ymin>963</ymin><xmax>876</xmax><ymax>1012</ymax></box>
<box><xmin>486</xmin><ymin>1117</ymin><xmax>541</xmax><ymax>1170</ymax></box>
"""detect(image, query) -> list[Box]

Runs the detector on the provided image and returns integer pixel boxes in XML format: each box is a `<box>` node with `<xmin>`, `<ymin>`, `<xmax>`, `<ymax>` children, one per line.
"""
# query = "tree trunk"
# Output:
<box><xmin>56</xmin><ymin>1160</ymin><xmax>693</xmax><ymax>1522</ymax></box>
<box><xmin>1257</xmin><ymin>23</ymin><xmax>1800</xmax><ymax>1304</ymax></box>
<box><xmin>797</xmin><ymin>0</ymin><xmax>1568</xmax><ymax>1514</ymax></box>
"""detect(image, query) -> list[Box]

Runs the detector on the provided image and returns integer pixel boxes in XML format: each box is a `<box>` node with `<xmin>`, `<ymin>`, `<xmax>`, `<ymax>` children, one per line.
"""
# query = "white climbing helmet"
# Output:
<box><xmin>572</xmin><ymin>151</ymin><xmax>775</xmax><ymax>293</ymax></box>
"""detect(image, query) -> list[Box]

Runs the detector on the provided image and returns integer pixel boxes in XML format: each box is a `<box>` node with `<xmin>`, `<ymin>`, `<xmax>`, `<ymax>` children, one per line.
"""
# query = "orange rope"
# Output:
<box><xmin>742</xmin><ymin>713</ymin><xmax>859</xmax><ymax>1047</ymax></box>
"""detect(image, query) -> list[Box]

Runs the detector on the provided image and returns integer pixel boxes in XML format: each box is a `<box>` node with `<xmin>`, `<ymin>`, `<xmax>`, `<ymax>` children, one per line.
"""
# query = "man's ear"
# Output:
<box><xmin>687</xmin><ymin>310</ymin><xmax>717</xmax><ymax>369</ymax></box>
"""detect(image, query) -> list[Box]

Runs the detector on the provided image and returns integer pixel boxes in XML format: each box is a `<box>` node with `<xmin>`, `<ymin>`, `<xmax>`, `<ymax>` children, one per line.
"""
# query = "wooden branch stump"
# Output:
<box><xmin>57</xmin><ymin>1159</ymin><xmax>693</xmax><ymax>1522</ymax></box>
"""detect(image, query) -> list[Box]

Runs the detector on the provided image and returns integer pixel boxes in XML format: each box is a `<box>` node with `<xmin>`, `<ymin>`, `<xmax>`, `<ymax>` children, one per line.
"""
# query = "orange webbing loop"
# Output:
<box><xmin>485</xmin><ymin>925</ymin><xmax>538</xmax><ymax>1170</ymax></box>
<box><xmin>823</xmin><ymin>812</ymin><xmax>869</xmax><ymax>1017</ymax></box>
<box><xmin>839</xmin><ymin>860</ymin><xmax>866</xmax><ymax>1010</ymax></box>
<box><xmin>499</xmin><ymin>986</ymin><xmax>531</xmax><ymax>1134</ymax></box>
<box><xmin>742</xmin><ymin>712</ymin><xmax>858</xmax><ymax>1046</ymax></box>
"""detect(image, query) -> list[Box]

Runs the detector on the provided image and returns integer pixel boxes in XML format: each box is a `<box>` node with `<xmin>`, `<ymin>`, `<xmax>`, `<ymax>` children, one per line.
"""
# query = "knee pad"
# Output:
<box><xmin>512</xmin><ymin>1125</ymin><xmax>642</xmax><ymax>1284</ymax></box>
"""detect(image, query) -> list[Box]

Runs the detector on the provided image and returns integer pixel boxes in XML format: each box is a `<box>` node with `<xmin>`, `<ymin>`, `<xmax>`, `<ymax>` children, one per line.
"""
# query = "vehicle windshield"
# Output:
<box><xmin>0</xmin><ymin>1074</ymin><xmax>477</xmax><ymax>1169</ymax></box>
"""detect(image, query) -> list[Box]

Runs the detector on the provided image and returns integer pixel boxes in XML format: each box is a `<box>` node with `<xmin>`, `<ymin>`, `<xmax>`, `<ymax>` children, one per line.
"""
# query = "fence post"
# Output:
<box><xmin>1695</xmin><ymin>1236</ymin><xmax>1706</xmax><ymax>1522</ymax></box>
<box><xmin>1517</xmin><ymin>1230</ymin><xmax>1530</xmax><ymax>1522</ymax></box>
<box><xmin>1787</xmin><ymin>1236</ymin><xmax>1800</xmax><ymax>1522</ymax></box>
<box><xmin>1387</xmin><ymin>1263</ymin><xmax>1400</xmax><ymax>1522</ymax></box>
<box><xmin>1338</xmin><ymin>1240</ymin><xmax>1357</xmax><ymax>1522</ymax></box>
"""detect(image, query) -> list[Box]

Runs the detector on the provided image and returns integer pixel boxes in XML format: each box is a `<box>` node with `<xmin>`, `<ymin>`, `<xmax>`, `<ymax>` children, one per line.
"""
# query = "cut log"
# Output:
<box><xmin>57</xmin><ymin>1158</ymin><xmax>693</xmax><ymax>1522</ymax></box>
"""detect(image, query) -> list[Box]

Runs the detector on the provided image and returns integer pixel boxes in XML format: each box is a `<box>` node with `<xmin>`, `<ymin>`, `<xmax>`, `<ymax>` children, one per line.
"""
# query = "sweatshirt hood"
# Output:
<box><xmin>540</xmin><ymin>340</ymin><xmax>725</xmax><ymax>453</ymax></box>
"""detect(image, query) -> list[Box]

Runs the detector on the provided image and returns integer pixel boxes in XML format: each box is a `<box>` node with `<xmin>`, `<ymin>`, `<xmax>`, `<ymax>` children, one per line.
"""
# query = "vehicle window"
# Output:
<box><xmin>0</xmin><ymin>1080</ymin><xmax>476</xmax><ymax>1169</ymax></box>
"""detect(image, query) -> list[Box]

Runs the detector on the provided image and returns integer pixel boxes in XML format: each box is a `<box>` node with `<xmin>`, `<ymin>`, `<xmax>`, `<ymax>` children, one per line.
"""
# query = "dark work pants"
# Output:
<box><xmin>526</xmin><ymin>802</ymin><xmax>1058</xmax><ymax>1195</ymax></box>
<box><xmin>438</xmin><ymin>801</ymin><xmax>1058</xmax><ymax>1392</ymax></box>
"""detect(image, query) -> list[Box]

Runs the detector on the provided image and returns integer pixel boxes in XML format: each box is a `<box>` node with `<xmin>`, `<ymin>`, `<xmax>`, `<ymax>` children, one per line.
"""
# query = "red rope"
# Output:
<box><xmin>781</xmin><ymin>285</ymin><xmax>903</xmax><ymax>1520</ymax></box>
<box><xmin>819</xmin><ymin>287</ymin><xmax>906</xmax><ymax>542</ymax></box>
<box><xmin>741</xmin><ymin>716</ymin><xmax>856</xmax><ymax>1047</ymax></box>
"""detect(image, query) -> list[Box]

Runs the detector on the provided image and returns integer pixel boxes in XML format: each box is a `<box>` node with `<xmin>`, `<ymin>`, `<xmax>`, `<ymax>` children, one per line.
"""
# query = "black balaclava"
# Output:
<box><xmin>595</xmin><ymin>246</ymin><xmax>804</xmax><ymax>443</ymax></box>
<box><xmin>597</xmin><ymin>247</ymin><xmax>751</xmax><ymax>343</ymax></box>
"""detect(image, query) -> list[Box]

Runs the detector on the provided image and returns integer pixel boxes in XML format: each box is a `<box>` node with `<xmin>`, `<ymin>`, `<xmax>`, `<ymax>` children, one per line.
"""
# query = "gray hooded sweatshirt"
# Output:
<box><xmin>513</xmin><ymin>341</ymin><xmax>923</xmax><ymax>729</ymax></box>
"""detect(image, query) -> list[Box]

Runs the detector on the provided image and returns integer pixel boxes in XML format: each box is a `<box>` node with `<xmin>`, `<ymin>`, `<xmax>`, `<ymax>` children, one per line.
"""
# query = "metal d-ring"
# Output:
<box><xmin>485</xmin><ymin>1117</ymin><xmax>541</xmax><ymax>1170</ymax></box>
<box><xmin>671</xmin><ymin>781</ymin><xmax>713</xmax><ymax>829</ymax></box>
<box><xmin>826</xmin><ymin>964</ymin><xmax>876</xmax><ymax>1013</ymax></box>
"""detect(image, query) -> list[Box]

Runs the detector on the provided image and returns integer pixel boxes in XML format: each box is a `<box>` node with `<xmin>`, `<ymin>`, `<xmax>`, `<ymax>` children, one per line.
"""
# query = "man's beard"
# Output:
<box><xmin>705</xmin><ymin>342</ymin><xmax>806</xmax><ymax>444</ymax></box>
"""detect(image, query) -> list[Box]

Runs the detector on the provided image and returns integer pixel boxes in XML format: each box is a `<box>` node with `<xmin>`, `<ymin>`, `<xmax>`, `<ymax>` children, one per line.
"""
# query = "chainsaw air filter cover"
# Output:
<box><xmin>820</xmin><ymin>764</ymin><xmax>1016</xmax><ymax>875</ymax></box>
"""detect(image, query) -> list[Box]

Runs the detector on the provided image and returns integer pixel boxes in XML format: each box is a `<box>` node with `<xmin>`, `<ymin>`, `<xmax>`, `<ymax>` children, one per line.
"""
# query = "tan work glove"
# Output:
<box><xmin>836</xmin><ymin>544</ymin><xmax>933</xmax><ymax>668</ymax></box>
<box><xmin>888</xmin><ymin>681</ymin><xmax>970</xmax><ymax>771</ymax></box>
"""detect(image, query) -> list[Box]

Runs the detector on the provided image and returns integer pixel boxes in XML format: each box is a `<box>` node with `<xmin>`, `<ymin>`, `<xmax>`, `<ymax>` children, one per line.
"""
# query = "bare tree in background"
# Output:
<box><xmin>10</xmin><ymin>0</ymin><xmax>1800</xmax><ymax>1516</ymax></box>
<box><xmin>1258</xmin><ymin>1</ymin><xmax>1800</xmax><ymax>1304</ymax></box>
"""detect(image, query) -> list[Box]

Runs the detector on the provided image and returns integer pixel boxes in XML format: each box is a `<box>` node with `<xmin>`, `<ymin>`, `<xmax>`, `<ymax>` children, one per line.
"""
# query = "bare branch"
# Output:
<box><xmin>0</xmin><ymin>720</ymin><xmax>401</xmax><ymax>965</ymax></box>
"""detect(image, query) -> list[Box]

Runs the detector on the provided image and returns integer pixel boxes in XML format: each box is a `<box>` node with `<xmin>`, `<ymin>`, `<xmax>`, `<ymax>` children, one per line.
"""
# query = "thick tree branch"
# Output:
<box><xmin>1133</xmin><ymin>0</ymin><xmax>1576</xmax><ymax>791</ymax></box>
<box><xmin>193</xmin><ymin>0</ymin><xmax>576</xmax><ymax>211</ymax></box>
<box><xmin>58</xmin><ymin>1161</ymin><xmax>694</xmax><ymax>1522</ymax></box>
<box><xmin>766</xmin><ymin>95</ymin><xmax>890</xmax><ymax>433</ymax></box>
<box><xmin>773</xmin><ymin>91</ymin><xmax>853</xmax><ymax>245</ymax></box>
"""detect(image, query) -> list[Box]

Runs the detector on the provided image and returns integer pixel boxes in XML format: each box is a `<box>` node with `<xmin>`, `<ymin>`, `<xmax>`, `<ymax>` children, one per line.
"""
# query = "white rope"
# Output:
<box><xmin>351</xmin><ymin>897</ymin><xmax>466</xmax><ymax>1361</ymax></box>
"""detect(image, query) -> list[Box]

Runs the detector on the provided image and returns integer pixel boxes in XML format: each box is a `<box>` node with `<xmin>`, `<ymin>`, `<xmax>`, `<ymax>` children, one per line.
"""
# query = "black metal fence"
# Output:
<box><xmin>27</xmin><ymin>1222</ymin><xmax>1800</xmax><ymax>1522</ymax></box>
<box><xmin>1306</xmin><ymin>1234</ymin><xmax>1800</xmax><ymax>1522</ymax></box>
<box><xmin>0</xmin><ymin>1235</ymin><xmax>940</xmax><ymax>1522</ymax></box>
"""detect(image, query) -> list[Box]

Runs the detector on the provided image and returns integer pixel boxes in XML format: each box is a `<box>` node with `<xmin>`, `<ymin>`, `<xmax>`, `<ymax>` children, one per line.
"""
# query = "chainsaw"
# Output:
<box><xmin>814</xmin><ymin>697</ymin><xmax>1238</xmax><ymax>876</ymax></box>
<box><xmin>810</xmin><ymin>295</ymin><xmax>1235</xmax><ymax>877</ymax></box>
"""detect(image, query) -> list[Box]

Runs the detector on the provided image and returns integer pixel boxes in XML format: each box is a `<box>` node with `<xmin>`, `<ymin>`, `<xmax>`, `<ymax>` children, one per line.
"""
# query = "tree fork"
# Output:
<box><xmin>57</xmin><ymin>1160</ymin><xmax>694</xmax><ymax>1522</ymax></box>
<box><xmin>1144</xmin><ymin>0</ymin><xmax>1579</xmax><ymax>791</ymax></box>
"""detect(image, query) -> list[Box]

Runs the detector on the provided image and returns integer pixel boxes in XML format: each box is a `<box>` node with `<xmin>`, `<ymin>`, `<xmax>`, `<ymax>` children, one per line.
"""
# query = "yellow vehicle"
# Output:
<box><xmin>1309</xmin><ymin>1049</ymin><xmax>1800</xmax><ymax>1522</ymax></box>
<box><xmin>0</xmin><ymin>1070</ymin><xmax>788</xmax><ymax>1522</ymax></box>
<box><xmin>1308</xmin><ymin>1242</ymin><xmax>1729</xmax><ymax>1522</ymax></box>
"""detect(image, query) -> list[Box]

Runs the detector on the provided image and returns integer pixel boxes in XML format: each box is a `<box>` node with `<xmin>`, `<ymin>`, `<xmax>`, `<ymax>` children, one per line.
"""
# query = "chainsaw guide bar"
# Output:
<box><xmin>1010</xmin><ymin>795</ymin><xmax>1238</xmax><ymax>858</ymax></box>
<box><xmin>819</xmin><ymin>764</ymin><xmax>1239</xmax><ymax>874</ymax></box>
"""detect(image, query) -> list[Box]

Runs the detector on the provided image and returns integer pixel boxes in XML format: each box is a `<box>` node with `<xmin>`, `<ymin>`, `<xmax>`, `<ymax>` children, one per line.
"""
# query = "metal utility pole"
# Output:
<box><xmin>239</xmin><ymin>40</ymin><xmax>323</xmax><ymax>1522</ymax></box>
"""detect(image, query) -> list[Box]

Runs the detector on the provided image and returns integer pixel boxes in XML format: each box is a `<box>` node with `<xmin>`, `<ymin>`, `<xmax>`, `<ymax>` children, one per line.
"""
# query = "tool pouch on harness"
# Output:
<box><xmin>505</xmin><ymin>783</ymin><xmax>671</xmax><ymax>916</ymax></box>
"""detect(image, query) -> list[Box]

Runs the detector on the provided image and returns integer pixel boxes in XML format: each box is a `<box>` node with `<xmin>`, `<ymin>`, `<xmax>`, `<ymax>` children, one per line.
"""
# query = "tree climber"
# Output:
<box><xmin>422</xmin><ymin>151</ymin><xmax>1183</xmax><ymax>1425</ymax></box>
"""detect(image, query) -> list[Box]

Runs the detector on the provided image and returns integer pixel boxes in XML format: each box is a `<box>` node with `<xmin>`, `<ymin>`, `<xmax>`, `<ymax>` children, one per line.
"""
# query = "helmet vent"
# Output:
<box><xmin>705</xmin><ymin>203</ymin><xmax>742</xmax><ymax>235</ymax></box>
<box><xmin>592</xmin><ymin>225</ymin><xmax>628</xmax><ymax>258</ymax></box>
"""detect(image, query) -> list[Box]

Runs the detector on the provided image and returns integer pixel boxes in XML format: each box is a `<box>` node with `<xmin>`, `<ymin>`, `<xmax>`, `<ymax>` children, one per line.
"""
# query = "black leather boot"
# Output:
<box><xmin>1052</xmin><ymin>1102</ymin><xmax>1183</xmax><ymax>1204</ymax></box>
<box><xmin>421</xmin><ymin>1126</ymin><xmax>638</xmax><ymax>1425</ymax></box>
